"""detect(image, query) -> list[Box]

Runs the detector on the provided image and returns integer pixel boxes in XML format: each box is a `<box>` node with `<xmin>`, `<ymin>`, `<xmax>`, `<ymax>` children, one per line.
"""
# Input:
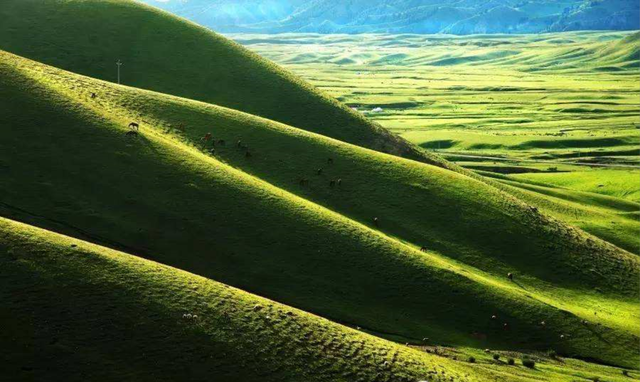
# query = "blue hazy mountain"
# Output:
<box><xmin>139</xmin><ymin>0</ymin><xmax>639</xmax><ymax>34</ymax></box>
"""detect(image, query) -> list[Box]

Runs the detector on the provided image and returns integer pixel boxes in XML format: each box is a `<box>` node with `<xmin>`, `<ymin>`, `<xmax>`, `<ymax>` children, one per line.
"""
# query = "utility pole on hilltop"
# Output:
<box><xmin>116</xmin><ymin>60</ymin><xmax>123</xmax><ymax>84</ymax></box>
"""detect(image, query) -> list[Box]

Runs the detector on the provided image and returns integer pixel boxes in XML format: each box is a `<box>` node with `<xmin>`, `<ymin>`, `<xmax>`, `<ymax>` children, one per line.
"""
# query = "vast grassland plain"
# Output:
<box><xmin>233</xmin><ymin>32</ymin><xmax>640</xmax><ymax>253</ymax></box>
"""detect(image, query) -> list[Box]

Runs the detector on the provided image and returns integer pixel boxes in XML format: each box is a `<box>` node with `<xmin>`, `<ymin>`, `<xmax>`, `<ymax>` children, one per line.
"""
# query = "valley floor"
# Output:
<box><xmin>233</xmin><ymin>31</ymin><xmax>640</xmax><ymax>254</ymax></box>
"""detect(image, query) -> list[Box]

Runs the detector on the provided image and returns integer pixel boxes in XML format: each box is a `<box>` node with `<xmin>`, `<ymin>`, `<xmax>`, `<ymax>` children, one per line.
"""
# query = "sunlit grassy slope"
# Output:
<box><xmin>3</xmin><ymin>217</ymin><xmax>637</xmax><ymax>382</ymax></box>
<box><xmin>0</xmin><ymin>0</ymin><xmax>449</xmax><ymax>168</ymax></box>
<box><xmin>478</xmin><ymin>170</ymin><xmax>640</xmax><ymax>254</ymax></box>
<box><xmin>1</xmin><ymin>51</ymin><xmax>639</xmax><ymax>368</ymax></box>
<box><xmin>0</xmin><ymin>216</ymin><xmax>478</xmax><ymax>382</ymax></box>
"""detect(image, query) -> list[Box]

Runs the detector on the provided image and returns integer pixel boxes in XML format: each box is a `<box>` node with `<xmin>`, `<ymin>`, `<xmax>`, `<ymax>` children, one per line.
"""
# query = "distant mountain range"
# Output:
<box><xmin>139</xmin><ymin>0</ymin><xmax>640</xmax><ymax>34</ymax></box>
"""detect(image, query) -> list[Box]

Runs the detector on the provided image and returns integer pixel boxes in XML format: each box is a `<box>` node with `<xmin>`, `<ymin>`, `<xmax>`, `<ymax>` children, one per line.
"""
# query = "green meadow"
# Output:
<box><xmin>236</xmin><ymin>31</ymin><xmax>640</xmax><ymax>254</ymax></box>
<box><xmin>0</xmin><ymin>1</ymin><xmax>638</xmax><ymax>380</ymax></box>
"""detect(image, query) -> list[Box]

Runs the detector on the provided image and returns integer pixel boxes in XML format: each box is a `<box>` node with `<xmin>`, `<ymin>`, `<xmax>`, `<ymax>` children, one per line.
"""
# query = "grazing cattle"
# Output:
<box><xmin>237</xmin><ymin>140</ymin><xmax>242</xmax><ymax>148</ymax></box>
<box><xmin>507</xmin><ymin>272</ymin><xmax>513</xmax><ymax>281</ymax></box>
<box><xmin>373</xmin><ymin>217</ymin><xmax>379</xmax><ymax>227</ymax></box>
<box><xmin>209</xmin><ymin>148</ymin><xmax>216</xmax><ymax>155</ymax></box>
<box><xmin>125</xmin><ymin>131</ymin><xmax>138</xmax><ymax>137</ymax></box>
<box><xmin>419</xmin><ymin>246</ymin><xmax>428</xmax><ymax>252</ymax></box>
<box><xmin>503</xmin><ymin>323</ymin><xmax>509</xmax><ymax>330</ymax></box>
<box><xmin>329</xmin><ymin>180</ymin><xmax>336</xmax><ymax>187</ymax></box>
<box><xmin>90</xmin><ymin>93</ymin><xmax>97</xmax><ymax>99</ymax></box>
<box><xmin>491</xmin><ymin>315</ymin><xmax>497</xmax><ymax>320</ymax></box>
<box><xmin>337</xmin><ymin>179</ymin><xmax>342</xmax><ymax>186</ymax></box>
<box><xmin>128</xmin><ymin>122</ymin><xmax>139</xmax><ymax>131</ymax></box>
<box><xmin>328</xmin><ymin>158</ymin><xmax>334</xmax><ymax>165</ymax></box>
<box><xmin>317</xmin><ymin>168</ymin><xmax>323</xmax><ymax>175</ymax></box>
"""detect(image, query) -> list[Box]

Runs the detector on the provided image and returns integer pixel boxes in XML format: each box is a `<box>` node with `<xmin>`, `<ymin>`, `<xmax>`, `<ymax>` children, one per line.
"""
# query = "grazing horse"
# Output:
<box><xmin>128</xmin><ymin>122</ymin><xmax>139</xmax><ymax>131</ymax></box>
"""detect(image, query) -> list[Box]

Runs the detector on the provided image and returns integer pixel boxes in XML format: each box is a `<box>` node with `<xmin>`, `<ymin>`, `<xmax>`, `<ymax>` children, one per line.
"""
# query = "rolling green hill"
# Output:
<box><xmin>0</xmin><ymin>216</ymin><xmax>476</xmax><ymax>382</ymax></box>
<box><xmin>1</xmin><ymin>50</ymin><xmax>638</xmax><ymax>369</ymax></box>
<box><xmin>0</xmin><ymin>0</ymin><xmax>448</xmax><ymax>168</ymax></box>
<box><xmin>4</xmin><ymin>217</ymin><xmax>637</xmax><ymax>381</ymax></box>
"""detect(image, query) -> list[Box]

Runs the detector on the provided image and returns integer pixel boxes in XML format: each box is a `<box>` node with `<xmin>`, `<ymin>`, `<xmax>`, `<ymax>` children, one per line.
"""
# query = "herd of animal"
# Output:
<box><xmin>119</xmin><ymin>105</ymin><xmax>528</xmax><ymax>296</ymax></box>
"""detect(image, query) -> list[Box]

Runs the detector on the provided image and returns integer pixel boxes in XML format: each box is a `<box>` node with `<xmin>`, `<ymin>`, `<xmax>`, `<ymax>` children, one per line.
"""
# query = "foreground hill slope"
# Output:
<box><xmin>1</xmin><ymin>51</ymin><xmax>638</xmax><ymax>367</ymax></box>
<box><xmin>0</xmin><ymin>0</ymin><xmax>445</xmax><ymax>167</ymax></box>
<box><xmin>0</xmin><ymin>217</ymin><xmax>478</xmax><ymax>382</ymax></box>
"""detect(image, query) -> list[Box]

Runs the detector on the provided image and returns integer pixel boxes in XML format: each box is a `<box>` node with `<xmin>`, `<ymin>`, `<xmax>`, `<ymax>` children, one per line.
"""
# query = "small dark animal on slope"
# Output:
<box><xmin>128</xmin><ymin>122</ymin><xmax>139</xmax><ymax>131</ymax></box>
<box><xmin>373</xmin><ymin>217</ymin><xmax>379</xmax><ymax>227</ymax></box>
<box><xmin>90</xmin><ymin>93</ymin><xmax>97</xmax><ymax>99</ymax></box>
<box><xmin>507</xmin><ymin>272</ymin><xmax>513</xmax><ymax>281</ymax></box>
<box><xmin>420</xmin><ymin>246</ymin><xmax>427</xmax><ymax>252</ymax></box>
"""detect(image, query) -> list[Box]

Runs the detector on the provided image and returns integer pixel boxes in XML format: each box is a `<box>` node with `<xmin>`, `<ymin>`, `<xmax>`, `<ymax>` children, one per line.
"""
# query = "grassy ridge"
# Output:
<box><xmin>0</xmin><ymin>0</ymin><xmax>448</xmax><ymax>168</ymax></box>
<box><xmin>8</xmin><ymin>50</ymin><xmax>637</xmax><ymax>298</ymax></box>
<box><xmin>3</xmin><ymin>218</ymin><xmax>636</xmax><ymax>382</ymax></box>
<box><xmin>0</xmin><ymin>216</ymin><xmax>477</xmax><ymax>382</ymax></box>
<box><xmin>1</xmin><ymin>51</ymin><xmax>638</xmax><ymax>367</ymax></box>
